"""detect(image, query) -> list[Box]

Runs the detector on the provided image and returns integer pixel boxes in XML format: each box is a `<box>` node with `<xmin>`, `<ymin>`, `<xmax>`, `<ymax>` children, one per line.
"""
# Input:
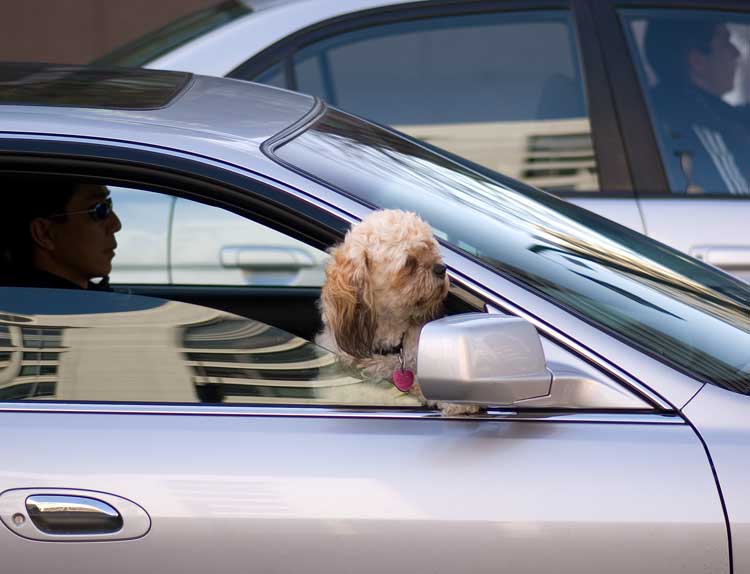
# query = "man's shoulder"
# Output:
<box><xmin>0</xmin><ymin>268</ymin><xmax>84</xmax><ymax>290</ymax></box>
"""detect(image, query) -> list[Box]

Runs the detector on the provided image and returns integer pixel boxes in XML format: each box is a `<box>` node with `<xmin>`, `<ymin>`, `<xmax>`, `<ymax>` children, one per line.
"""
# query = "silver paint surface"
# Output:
<box><xmin>0</xmin><ymin>410</ymin><xmax>727</xmax><ymax>574</ymax></box>
<box><xmin>684</xmin><ymin>384</ymin><xmax>750</xmax><ymax>574</ymax></box>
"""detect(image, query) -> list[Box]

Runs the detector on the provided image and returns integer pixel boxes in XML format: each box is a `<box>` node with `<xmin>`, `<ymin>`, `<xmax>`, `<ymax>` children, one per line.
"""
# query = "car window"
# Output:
<box><xmin>252</xmin><ymin>10</ymin><xmax>598</xmax><ymax>193</ymax></box>
<box><xmin>0</xmin><ymin>287</ymin><xmax>418</xmax><ymax>407</ymax></box>
<box><xmin>621</xmin><ymin>9</ymin><xmax>750</xmax><ymax>195</ymax></box>
<box><xmin>109</xmin><ymin>188</ymin><xmax>328</xmax><ymax>286</ymax></box>
<box><xmin>272</xmin><ymin>108</ymin><xmax>750</xmax><ymax>394</ymax></box>
<box><xmin>253</xmin><ymin>62</ymin><xmax>285</xmax><ymax>89</ymax></box>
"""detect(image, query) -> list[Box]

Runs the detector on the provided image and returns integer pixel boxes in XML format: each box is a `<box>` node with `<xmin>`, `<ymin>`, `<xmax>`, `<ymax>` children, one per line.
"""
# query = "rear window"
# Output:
<box><xmin>0</xmin><ymin>64</ymin><xmax>191</xmax><ymax>110</ymax></box>
<box><xmin>94</xmin><ymin>0</ymin><xmax>252</xmax><ymax>67</ymax></box>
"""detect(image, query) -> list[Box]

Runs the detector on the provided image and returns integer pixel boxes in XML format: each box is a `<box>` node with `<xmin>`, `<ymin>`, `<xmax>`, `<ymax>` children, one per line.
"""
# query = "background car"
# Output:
<box><xmin>95</xmin><ymin>0</ymin><xmax>750</xmax><ymax>281</ymax></box>
<box><xmin>0</xmin><ymin>64</ymin><xmax>748</xmax><ymax>574</ymax></box>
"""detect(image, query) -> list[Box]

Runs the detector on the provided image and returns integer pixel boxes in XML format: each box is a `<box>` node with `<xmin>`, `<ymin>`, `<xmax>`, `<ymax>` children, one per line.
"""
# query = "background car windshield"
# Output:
<box><xmin>93</xmin><ymin>0</ymin><xmax>252</xmax><ymax>67</ymax></box>
<box><xmin>273</xmin><ymin>109</ymin><xmax>750</xmax><ymax>393</ymax></box>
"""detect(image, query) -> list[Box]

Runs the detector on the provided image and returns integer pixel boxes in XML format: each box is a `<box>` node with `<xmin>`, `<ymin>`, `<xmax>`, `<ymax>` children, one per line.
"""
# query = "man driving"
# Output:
<box><xmin>3</xmin><ymin>178</ymin><xmax>121</xmax><ymax>289</ymax></box>
<box><xmin>645</xmin><ymin>19</ymin><xmax>750</xmax><ymax>195</ymax></box>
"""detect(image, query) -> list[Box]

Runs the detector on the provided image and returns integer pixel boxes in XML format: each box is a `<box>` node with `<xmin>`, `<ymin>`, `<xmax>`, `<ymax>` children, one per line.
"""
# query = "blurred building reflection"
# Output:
<box><xmin>399</xmin><ymin>118</ymin><xmax>598</xmax><ymax>192</ymax></box>
<box><xmin>0</xmin><ymin>297</ymin><xmax>418</xmax><ymax>407</ymax></box>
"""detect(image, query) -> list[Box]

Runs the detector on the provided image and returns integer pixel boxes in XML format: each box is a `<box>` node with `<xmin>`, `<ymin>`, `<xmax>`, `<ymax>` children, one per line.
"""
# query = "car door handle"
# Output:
<box><xmin>690</xmin><ymin>245</ymin><xmax>750</xmax><ymax>269</ymax></box>
<box><xmin>0</xmin><ymin>488</ymin><xmax>150</xmax><ymax>541</ymax></box>
<box><xmin>219</xmin><ymin>245</ymin><xmax>316</xmax><ymax>270</ymax></box>
<box><xmin>25</xmin><ymin>495</ymin><xmax>122</xmax><ymax>534</ymax></box>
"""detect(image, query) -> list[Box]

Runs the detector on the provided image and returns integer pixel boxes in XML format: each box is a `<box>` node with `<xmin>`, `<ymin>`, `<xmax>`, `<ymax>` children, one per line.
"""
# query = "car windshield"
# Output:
<box><xmin>93</xmin><ymin>0</ymin><xmax>252</xmax><ymax>67</ymax></box>
<box><xmin>272</xmin><ymin>109</ymin><xmax>750</xmax><ymax>393</ymax></box>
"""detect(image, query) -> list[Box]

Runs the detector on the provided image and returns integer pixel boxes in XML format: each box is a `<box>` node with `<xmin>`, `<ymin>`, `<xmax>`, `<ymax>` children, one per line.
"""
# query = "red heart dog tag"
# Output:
<box><xmin>393</xmin><ymin>369</ymin><xmax>415</xmax><ymax>392</ymax></box>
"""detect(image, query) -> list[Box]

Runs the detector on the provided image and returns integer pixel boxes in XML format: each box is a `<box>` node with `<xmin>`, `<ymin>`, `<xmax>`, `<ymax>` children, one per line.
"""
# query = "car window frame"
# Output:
<box><xmin>228</xmin><ymin>0</ymin><xmax>636</xmax><ymax>199</ymax></box>
<box><xmin>0</xmin><ymin>134</ymin><xmax>674</xmax><ymax>413</ymax></box>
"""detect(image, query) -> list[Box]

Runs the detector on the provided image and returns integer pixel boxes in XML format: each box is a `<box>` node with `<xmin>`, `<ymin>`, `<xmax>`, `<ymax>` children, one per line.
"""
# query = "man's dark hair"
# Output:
<box><xmin>1</xmin><ymin>176</ymin><xmax>80</xmax><ymax>270</ymax></box>
<box><xmin>645</xmin><ymin>19</ymin><xmax>722</xmax><ymax>86</ymax></box>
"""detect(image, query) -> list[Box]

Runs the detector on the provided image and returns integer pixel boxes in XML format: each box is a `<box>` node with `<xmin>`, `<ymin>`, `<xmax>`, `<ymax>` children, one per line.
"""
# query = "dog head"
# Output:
<box><xmin>321</xmin><ymin>209</ymin><xmax>449</xmax><ymax>358</ymax></box>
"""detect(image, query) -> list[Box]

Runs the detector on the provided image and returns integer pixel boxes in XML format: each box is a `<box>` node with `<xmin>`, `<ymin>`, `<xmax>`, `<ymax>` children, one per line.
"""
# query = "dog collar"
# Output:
<box><xmin>372</xmin><ymin>341</ymin><xmax>403</xmax><ymax>356</ymax></box>
<box><xmin>372</xmin><ymin>330</ymin><xmax>407</xmax><ymax>357</ymax></box>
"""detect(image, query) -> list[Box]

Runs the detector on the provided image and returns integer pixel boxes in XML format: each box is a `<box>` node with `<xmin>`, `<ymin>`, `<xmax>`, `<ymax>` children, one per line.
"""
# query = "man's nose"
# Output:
<box><xmin>107</xmin><ymin>210</ymin><xmax>122</xmax><ymax>233</ymax></box>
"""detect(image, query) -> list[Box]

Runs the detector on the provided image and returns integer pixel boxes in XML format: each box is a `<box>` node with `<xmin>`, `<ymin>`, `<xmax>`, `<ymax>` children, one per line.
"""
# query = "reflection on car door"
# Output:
<box><xmin>0</xmin><ymin>288</ymin><xmax>729</xmax><ymax>573</ymax></box>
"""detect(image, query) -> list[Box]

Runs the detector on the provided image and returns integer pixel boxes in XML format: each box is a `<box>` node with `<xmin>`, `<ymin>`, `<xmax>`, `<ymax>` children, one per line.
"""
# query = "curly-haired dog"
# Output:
<box><xmin>317</xmin><ymin>209</ymin><xmax>479</xmax><ymax>415</ymax></box>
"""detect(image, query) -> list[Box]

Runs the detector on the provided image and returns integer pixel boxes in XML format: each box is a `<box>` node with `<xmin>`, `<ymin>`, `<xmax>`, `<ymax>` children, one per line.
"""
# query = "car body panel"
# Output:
<box><xmin>0</xmin><ymin>409</ymin><xmax>728</xmax><ymax>574</ymax></box>
<box><xmin>566</xmin><ymin>196</ymin><xmax>645</xmax><ymax>232</ymax></box>
<box><xmin>0</xmin><ymin>75</ymin><xmax>317</xmax><ymax>178</ymax></box>
<box><xmin>636</xmin><ymin>197</ymin><xmax>750</xmax><ymax>282</ymax></box>
<box><xmin>684</xmin><ymin>384</ymin><xmax>750</xmax><ymax>574</ymax></box>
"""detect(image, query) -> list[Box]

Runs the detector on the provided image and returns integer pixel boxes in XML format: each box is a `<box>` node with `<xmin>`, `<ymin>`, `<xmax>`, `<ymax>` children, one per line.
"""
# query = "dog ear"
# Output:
<box><xmin>321</xmin><ymin>248</ymin><xmax>376</xmax><ymax>358</ymax></box>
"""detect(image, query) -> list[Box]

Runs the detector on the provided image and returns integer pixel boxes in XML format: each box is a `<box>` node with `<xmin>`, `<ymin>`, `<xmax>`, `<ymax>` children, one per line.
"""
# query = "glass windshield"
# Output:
<box><xmin>273</xmin><ymin>109</ymin><xmax>750</xmax><ymax>393</ymax></box>
<box><xmin>93</xmin><ymin>0</ymin><xmax>252</xmax><ymax>67</ymax></box>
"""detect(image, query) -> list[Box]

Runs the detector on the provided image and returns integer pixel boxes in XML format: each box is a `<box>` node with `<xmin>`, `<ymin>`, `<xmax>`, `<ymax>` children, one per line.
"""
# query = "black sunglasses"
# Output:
<box><xmin>48</xmin><ymin>197</ymin><xmax>113</xmax><ymax>222</ymax></box>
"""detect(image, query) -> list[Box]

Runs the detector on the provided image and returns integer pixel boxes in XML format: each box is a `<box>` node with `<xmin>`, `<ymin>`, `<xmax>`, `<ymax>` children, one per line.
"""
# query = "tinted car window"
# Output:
<box><xmin>284</xmin><ymin>11</ymin><xmax>598</xmax><ymax>193</ymax></box>
<box><xmin>0</xmin><ymin>288</ymin><xmax>417</xmax><ymax>406</ymax></box>
<box><xmin>273</xmin><ymin>109</ymin><xmax>750</xmax><ymax>392</ymax></box>
<box><xmin>621</xmin><ymin>9</ymin><xmax>750</xmax><ymax>195</ymax></box>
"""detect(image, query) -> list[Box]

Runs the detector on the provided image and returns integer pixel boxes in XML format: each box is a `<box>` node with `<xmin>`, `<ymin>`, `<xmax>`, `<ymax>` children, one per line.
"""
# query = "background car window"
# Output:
<box><xmin>110</xmin><ymin>189</ymin><xmax>328</xmax><ymax>286</ymax></box>
<box><xmin>260</xmin><ymin>11</ymin><xmax>598</xmax><ymax>193</ymax></box>
<box><xmin>621</xmin><ymin>9</ymin><xmax>750</xmax><ymax>195</ymax></box>
<box><xmin>0</xmin><ymin>288</ymin><xmax>417</xmax><ymax>407</ymax></box>
<box><xmin>253</xmin><ymin>62</ymin><xmax>285</xmax><ymax>89</ymax></box>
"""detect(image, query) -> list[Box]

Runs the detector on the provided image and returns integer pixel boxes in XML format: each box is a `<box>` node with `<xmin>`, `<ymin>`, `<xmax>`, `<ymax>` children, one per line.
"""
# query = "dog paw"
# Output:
<box><xmin>437</xmin><ymin>402</ymin><xmax>483</xmax><ymax>416</ymax></box>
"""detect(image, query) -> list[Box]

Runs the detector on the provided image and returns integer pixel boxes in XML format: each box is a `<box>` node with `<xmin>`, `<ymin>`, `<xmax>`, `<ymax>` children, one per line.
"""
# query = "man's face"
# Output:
<box><xmin>45</xmin><ymin>184</ymin><xmax>121</xmax><ymax>286</ymax></box>
<box><xmin>692</xmin><ymin>25</ymin><xmax>741</xmax><ymax>97</ymax></box>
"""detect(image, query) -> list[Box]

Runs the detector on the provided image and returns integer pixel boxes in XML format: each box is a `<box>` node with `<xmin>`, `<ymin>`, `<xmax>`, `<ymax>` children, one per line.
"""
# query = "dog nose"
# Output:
<box><xmin>432</xmin><ymin>263</ymin><xmax>446</xmax><ymax>278</ymax></box>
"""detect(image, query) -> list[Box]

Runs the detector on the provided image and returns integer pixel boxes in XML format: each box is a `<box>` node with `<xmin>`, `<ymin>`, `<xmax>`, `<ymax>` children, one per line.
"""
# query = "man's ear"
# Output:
<box><xmin>29</xmin><ymin>218</ymin><xmax>57</xmax><ymax>252</ymax></box>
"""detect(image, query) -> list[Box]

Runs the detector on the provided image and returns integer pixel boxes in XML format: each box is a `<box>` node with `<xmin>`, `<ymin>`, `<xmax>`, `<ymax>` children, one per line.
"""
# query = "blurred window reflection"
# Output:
<box><xmin>108</xmin><ymin>188</ymin><xmax>328</xmax><ymax>287</ymax></box>
<box><xmin>279</xmin><ymin>11</ymin><xmax>599</xmax><ymax>192</ymax></box>
<box><xmin>622</xmin><ymin>10</ymin><xmax>750</xmax><ymax>195</ymax></box>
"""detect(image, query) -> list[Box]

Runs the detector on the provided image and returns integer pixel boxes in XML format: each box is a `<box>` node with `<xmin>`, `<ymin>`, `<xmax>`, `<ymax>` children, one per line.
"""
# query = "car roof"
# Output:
<box><xmin>147</xmin><ymin>0</ymin><xmax>429</xmax><ymax>75</ymax></box>
<box><xmin>0</xmin><ymin>64</ymin><xmax>317</xmax><ymax>172</ymax></box>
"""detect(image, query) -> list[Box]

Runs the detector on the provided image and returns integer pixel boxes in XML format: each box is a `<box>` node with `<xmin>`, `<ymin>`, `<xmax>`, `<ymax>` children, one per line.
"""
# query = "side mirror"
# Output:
<box><xmin>417</xmin><ymin>313</ymin><xmax>552</xmax><ymax>406</ymax></box>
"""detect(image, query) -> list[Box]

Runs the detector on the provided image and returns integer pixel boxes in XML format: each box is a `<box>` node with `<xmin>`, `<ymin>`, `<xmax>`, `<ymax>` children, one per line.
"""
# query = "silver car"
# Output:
<box><xmin>97</xmin><ymin>0</ymin><xmax>750</xmax><ymax>280</ymax></box>
<box><xmin>0</xmin><ymin>64</ymin><xmax>748</xmax><ymax>574</ymax></box>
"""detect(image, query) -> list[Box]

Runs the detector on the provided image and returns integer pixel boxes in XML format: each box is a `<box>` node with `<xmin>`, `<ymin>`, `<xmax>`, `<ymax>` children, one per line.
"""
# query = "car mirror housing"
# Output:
<box><xmin>417</xmin><ymin>313</ymin><xmax>552</xmax><ymax>406</ymax></box>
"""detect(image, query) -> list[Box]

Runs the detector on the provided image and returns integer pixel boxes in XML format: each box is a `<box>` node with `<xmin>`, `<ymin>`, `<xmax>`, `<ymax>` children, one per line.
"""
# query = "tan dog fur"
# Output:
<box><xmin>317</xmin><ymin>209</ymin><xmax>479</xmax><ymax>415</ymax></box>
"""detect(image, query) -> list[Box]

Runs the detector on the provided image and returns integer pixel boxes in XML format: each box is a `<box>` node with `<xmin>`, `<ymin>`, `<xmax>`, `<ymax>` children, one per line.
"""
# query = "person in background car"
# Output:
<box><xmin>1</xmin><ymin>178</ymin><xmax>120</xmax><ymax>290</ymax></box>
<box><xmin>645</xmin><ymin>19</ymin><xmax>750</xmax><ymax>195</ymax></box>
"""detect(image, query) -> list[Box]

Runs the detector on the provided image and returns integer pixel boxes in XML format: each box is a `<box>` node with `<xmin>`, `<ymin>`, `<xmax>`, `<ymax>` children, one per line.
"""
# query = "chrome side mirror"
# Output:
<box><xmin>418</xmin><ymin>313</ymin><xmax>552</xmax><ymax>406</ymax></box>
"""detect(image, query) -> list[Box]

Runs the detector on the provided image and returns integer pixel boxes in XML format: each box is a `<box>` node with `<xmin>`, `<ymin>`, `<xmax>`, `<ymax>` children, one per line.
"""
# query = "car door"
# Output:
<box><xmin>0</xmin><ymin>149</ymin><xmax>730</xmax><ymax>573</ymax></box>
<box><xmin>229</xmin><ymin>0</ymin><xmax>646</xmax><ymax>234</ymax></box>
<box><xmin>594</xmin><ymin>0</ymin><xmax>750</xmax><ymax>281</ymax></box>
